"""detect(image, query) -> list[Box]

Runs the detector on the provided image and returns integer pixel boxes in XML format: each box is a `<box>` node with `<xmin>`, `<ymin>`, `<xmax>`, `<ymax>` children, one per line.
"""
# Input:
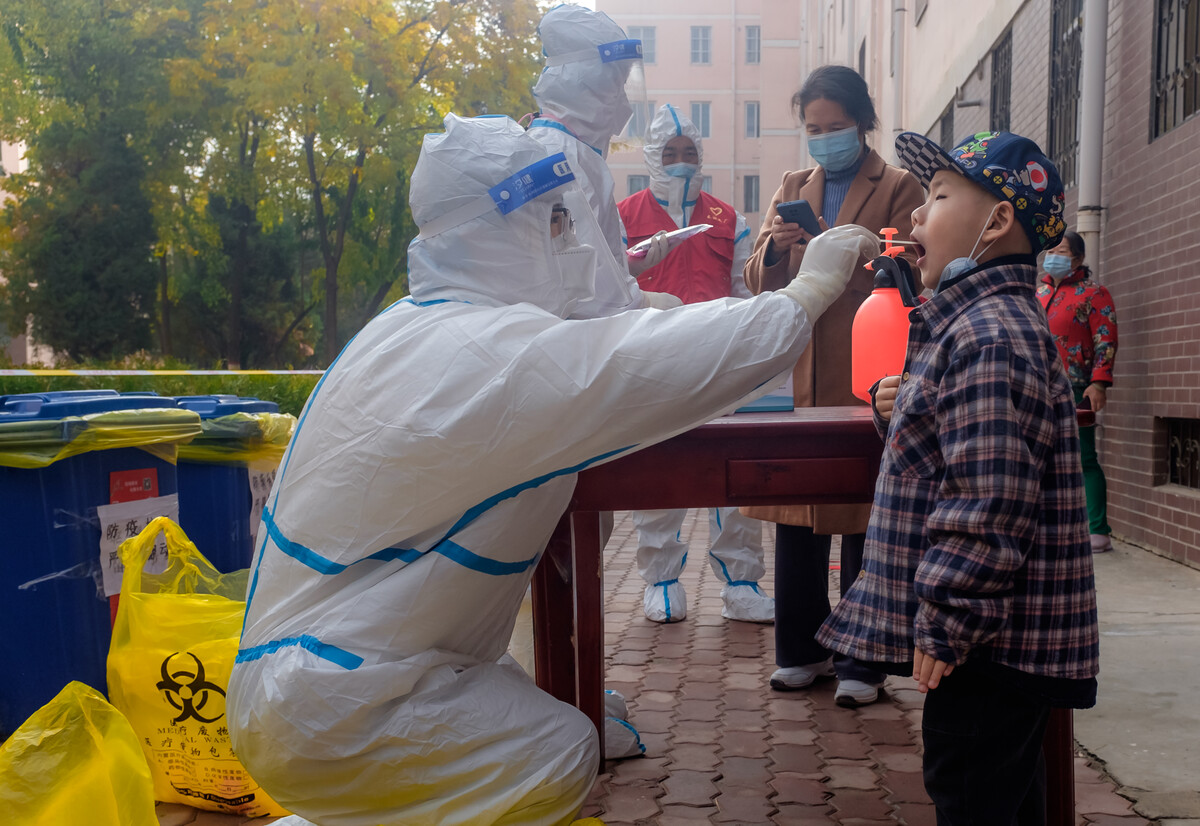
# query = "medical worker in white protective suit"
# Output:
<box><xmin>616</xmin><ymin>103</ymin><xmax>771</xmax><ymax>624</ymax></box>
<box><xmin>529</xmin><ymin>4</ymin><xmax>679</xmax><ymax>318</ymax></box>
<box><xmin>227</xmin><ymin>113</ymin><xmax>878</xmax><ymax>826</ymax></box>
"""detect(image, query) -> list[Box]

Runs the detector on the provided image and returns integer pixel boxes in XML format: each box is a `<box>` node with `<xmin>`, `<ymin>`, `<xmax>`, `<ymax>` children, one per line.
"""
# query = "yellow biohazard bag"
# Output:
<box><xmin>106</xmin><ymin>517</ymin><xmax>289</xmax><ymax>817</ymax></box>
<box><xmin>0</xmin><ymin>681</ymin><xmax>157</xmax><ymax>826</ymax></box>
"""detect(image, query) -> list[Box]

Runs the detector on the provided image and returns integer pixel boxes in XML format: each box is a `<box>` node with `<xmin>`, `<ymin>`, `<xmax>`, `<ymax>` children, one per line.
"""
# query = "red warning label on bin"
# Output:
<box><xmin>110</xmin><ymin>468</ymin><xmax>160</xmax><ymax>503</ymax></box>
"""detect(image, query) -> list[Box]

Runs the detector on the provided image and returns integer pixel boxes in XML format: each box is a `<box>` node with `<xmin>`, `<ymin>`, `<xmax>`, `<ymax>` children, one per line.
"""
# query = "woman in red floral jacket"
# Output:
<box><xmin>1037</xmin><ymin>230</ymin><xmax>1118</xmax><ymax>552</ymax></box>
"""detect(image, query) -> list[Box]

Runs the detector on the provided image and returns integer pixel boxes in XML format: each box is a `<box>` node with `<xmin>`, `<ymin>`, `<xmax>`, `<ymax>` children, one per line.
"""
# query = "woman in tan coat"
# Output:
<box><xmin>743</xmin><ymin>65</ymin><xmax>925</xmax><ymax>707</ymax></box>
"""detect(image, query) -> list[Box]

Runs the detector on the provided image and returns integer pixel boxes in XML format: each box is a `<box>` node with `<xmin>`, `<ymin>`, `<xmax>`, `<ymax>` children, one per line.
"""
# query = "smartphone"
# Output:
<box><xmin>775</xmin><ymin>199</ymin><xmax>822</xmax><ymax>236</ymax></box>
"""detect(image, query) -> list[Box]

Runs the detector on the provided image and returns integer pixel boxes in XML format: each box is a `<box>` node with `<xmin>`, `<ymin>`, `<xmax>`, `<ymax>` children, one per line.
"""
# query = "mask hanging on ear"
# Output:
<box><xmin>936</xmin><ymin>203</ymin><xmax>1001</xmax><ymax>293</ymax></box>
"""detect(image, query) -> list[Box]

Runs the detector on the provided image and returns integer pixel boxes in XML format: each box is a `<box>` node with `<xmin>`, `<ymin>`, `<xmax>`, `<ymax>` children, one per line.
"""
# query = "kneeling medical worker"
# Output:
<box><xmin>228</xmin><ymin>113</ymin><xmax>877</xmax><ymax>826</ymax></box>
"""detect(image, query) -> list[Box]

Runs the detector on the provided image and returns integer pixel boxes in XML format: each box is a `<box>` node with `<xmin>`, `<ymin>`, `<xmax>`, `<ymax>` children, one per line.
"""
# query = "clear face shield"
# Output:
<box><xmin>605</xmin><ymin>39</ymin><xmax>647</xmax><ymax>154</ymax></box>
<box><xmin>547</xmin><ymin>202</ymin><xmax>599</xmax><ymax>315</ymax></box>
<box><xmin>413</xmin><ymin>151</ymin><xmax>598</xmax><ymax>317</ymax></box>
<box><xmin>545</xmin><ymin>38</ymin><xmax>647</xmax><ymax>156</ymax></box>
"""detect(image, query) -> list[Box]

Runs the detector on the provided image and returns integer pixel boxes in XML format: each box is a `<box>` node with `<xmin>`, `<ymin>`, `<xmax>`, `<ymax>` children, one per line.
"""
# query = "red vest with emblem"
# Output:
<box><xmin>618</xmin><ymin>189</ymin><xmax>737</xmax><ymax>304</ymax></box>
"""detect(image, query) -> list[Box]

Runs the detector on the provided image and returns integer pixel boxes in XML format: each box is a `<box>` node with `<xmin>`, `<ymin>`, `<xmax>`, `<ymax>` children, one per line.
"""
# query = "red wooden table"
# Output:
<box><xmin>530</xmin><ymin>406</ymin><xmax>1076</xmax><ymax>824</ymax></box>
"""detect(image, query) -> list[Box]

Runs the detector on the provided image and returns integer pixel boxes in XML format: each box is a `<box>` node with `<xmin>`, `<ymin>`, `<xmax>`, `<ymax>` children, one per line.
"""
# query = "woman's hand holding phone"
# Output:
<box><xmin>765</xmin><ymin>213</ymin><xmax>830</xmax><ymax>266</ymax></box>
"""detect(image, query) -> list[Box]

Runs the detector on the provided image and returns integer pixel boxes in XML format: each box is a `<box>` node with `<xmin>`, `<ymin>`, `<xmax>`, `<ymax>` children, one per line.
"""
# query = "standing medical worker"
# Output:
<box><xmin>617</xmin><ymin>103</ymin><xmax>771</xmax><ymax>624</ymax></box>
<box><xmin>227</xmin><ymin>113</ymin><xmax>878</xmax><ymax>826</ymax></box>
<box><xmin>529</xmin><ymin>4</ymin><xmax>677</xmax><ymax>318</ymax></box>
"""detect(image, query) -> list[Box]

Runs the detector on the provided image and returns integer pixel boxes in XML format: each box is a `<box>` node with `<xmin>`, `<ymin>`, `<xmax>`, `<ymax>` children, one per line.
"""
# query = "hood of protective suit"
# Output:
<box><xmin>644</xmin><ymin>104</ymin><xmax>705</xmax><ymax>223</ymax></box>
<box><xmin>407</xmin><ymin>114</ymin><xmax>596</xmax><ymax>318</ymax></box>
<box><xmin>532</xmin><ymin>4</ymin><xmax>636</xmax><ymax>155</ymax></box>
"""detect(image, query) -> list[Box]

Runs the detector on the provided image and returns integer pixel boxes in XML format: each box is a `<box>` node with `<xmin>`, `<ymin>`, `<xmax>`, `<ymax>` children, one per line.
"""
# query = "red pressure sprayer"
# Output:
<box><xmin>851</xmin><ymin>228</ymin><xmax>919</xmax><ymax>403</ymax></box>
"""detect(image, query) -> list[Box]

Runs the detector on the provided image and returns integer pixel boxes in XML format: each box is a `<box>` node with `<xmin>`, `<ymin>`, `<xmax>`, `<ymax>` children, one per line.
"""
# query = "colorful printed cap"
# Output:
<box><xmin>895</xmin><ymin>131</ymin><xmax>1067</xmax><ymax>252</ymax></box>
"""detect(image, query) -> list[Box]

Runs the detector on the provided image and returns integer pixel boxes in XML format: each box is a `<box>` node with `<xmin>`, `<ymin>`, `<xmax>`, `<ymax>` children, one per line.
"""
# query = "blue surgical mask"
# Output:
<box><xmin>936</xmin><ymin>204</ymin><xmax>1000</xmax><ymax>293</ymax></box>
<box><xmin>807</xmin><ymin>126</ymin><xmax>863</xmax><ymax>172</ymax></box>
<box><xmin>664</xmin><ymin>162</ymin><xmax>698</xmax><ymax>179</ymax></box>
<box><xmin>1043</xmin><ymin>253</ymin><xmax>1073</xmax><ymax>276</ymax></box>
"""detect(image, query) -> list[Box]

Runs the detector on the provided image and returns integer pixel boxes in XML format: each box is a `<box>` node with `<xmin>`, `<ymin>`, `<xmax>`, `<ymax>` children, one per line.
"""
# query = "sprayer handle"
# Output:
<box><xmin>868</xmin><ymin>255</ymin><xmax>918</xmax><ymax>308</ymax></box>
<box><xmin>893</xmin><ymin>257</ymin><xmax>918</xmax><ymax>308</ymax></box>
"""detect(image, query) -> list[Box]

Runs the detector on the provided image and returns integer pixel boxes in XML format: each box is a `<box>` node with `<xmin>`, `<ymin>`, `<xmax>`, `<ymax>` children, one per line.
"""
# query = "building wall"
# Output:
<box><xmin>1008</xmin><ymin>0</ymin><xmax>1050</xmax><ymax>146</ymax></box>
<box><xmin>1097</xmin><ymin>2</ymin><xmax>1200</xmax><ymax>567</ymax></box>
<box><xmin>597</xmin><ymin>0</ymin><xmax>805</xmax><ymax>231</ymax></box>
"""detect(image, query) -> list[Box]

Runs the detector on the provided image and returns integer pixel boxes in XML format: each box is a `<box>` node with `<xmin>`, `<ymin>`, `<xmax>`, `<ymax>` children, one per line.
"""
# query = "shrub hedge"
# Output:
<box><xmin>0</xmin><ymin>373</ymin><xmax>321</xmax><ymax>418</ymax></box>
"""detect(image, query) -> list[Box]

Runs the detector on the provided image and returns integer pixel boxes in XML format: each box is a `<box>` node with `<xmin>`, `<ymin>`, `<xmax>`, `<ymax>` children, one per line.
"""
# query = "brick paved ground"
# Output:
<box><xmin>156</xmin><ymin>510</ymin><xmax>1147</xmax><ymax>826</ymax></box>
<box><xmin>573</xmin><ymin>510</ymin><xmax>1148</xmax><ymax>826</ymax></box>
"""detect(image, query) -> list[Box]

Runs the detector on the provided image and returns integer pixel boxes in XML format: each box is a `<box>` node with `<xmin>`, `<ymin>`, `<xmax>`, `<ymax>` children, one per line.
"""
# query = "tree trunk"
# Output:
<box><xmin>158</xmin><ymin>253</ymin><xmax>171</xmax><ymax>356</ymax></box>
<box><xmin>229</xmin><ymin>216</ymin><xmax>246</xmax><ymax>369</ymax></box>
<box><xmin>307</xmin><ymin>133</ymin><xmax>367</xmax><ymax>365</ymax></box>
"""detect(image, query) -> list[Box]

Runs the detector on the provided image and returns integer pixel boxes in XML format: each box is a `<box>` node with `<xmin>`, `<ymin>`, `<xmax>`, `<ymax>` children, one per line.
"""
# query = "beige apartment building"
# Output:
<box><xmin>598</xmin><ymin>0</ymin><xmax>811</xmax><ymax>232</ymax></box>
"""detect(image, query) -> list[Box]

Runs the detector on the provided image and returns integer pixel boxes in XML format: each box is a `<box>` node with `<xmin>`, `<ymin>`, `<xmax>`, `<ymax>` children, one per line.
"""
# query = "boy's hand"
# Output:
<box><xmin>913</xmin><ymin>648</ymin><xmax>954</xmax><ymax>693</ymax></box>
<box><xmin>873</xmin><ymin>375</ymin><xmax>902</xmax><ymax>420</ymax></box>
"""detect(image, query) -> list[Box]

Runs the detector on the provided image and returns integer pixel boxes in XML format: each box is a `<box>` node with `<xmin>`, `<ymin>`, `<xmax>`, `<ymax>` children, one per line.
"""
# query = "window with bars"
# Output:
<box><xmin>991</xmin><ymin>30</ymin><xmax>1012</xmax><ymax>132</ymax></box>
<box><xmin>1166</xmin><ymin>418</ymin><xmax>1200</xmax><ymax>489</ymax></box>
<box><xmin>939</xmin><ymin>106</ymin><xmax>955</xmax><ymax>149</ymax></box>
<box><xmin>691</xmin><ymin>101</ymin><xmax>712</xmax><ymax>138</ymax></box>
<box><xmin>744</xmin><ymin>175</ymin><xmax>760</xmax><ymax>213</ymax></box>
<box><xmin>1047</xmin><ymin>0</ymin><xmax>1083</xmax><ymax>186</ymax></box>
<box><xmin>691</xmin><ymin>26</ymin><xmax>711</xmax><ymax>64</ymax></box>
<box><xmin>627</xmin><ymin>26</ymin><xmax>656</xmax><ymax>64</ymax></box>
<box><xmin>745</xmin><ymin>101</ymin><xmax>760</xmax><ymax>138</ymax></box>
<box><xmin>628</xmin><ymin>175</ymin><xmax>650</xmax><ymax>196</ymax></box>
<box><xmin>1153</xmin><ymin>0</ymin><xmax>1200</xmax><ymax>137</ymax></box>
<box><xmin>746</xmin><ymin>25</ymin><xmax>761</xmax><ymax>64</ymax></box>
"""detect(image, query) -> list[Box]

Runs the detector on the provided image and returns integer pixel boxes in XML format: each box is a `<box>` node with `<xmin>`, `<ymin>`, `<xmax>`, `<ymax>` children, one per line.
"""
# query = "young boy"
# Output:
<box><xmin>818</xmin><ymin>131</ymin><xmax>1099</xmax><ymax>825</ymax></box>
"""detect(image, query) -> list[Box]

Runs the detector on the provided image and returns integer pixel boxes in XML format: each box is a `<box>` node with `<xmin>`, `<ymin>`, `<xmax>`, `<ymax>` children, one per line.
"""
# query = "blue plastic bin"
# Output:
<box><xmin>173</xmin><ymin>396</ymin><xmax>294</xmax><ymax>573</ymax></box>
<box><xmin>0</xmin><ymin>391</ymin><xmax>201</xmax><ymax>737</ymax></box>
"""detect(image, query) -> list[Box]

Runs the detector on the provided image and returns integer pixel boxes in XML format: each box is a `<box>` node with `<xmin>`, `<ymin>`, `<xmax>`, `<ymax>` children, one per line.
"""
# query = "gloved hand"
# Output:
<box><xmin>642</xmin><ymin>290</ymin><xmax>683</xmax><ymax>310</ymax></box>
<box><xmin>627</xmin><ymin>231</ymin><xmax>670</xmax><ymax>276</ymax></box>
<box><xmin>778</xmin><ymin>224</ymin><xmax>879</xmax><ymax>320</ymax></box>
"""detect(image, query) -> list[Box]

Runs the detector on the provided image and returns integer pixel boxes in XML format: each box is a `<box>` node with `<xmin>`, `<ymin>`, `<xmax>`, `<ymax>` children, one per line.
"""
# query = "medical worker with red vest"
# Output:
<box><xmin>616</xmin><ymin>103</ymin><xmax>772</xmax><ymax>624</ymax></box>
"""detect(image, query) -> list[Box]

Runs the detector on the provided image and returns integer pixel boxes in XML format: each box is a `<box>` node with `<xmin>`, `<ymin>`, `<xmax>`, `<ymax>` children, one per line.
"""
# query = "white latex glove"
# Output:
<box><xmin>628</xmin><ymin>231</ymin><xmax>670</xmax><ymax>276</ymax></box>
<box><xmin>778</xmin><ymin>224</ymin><xmax>879</xmax><ymax>321</ymax></box>
<box><xmin>642</xmin><ymin>290</ymin><xmax>683</xmax><ymax>310</ymax></box>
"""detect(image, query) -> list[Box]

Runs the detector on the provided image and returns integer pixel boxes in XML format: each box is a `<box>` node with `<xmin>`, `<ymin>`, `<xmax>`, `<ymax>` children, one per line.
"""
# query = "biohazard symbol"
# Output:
<box><xmin>156</xmin><ymin>651</ymin><xmax>227</xmax><ymax>724</ymax></box>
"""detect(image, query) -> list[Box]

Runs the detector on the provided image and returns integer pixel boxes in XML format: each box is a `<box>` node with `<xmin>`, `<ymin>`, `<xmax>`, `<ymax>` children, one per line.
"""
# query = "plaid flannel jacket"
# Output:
<box><xmin>818</xmin><ymin>257</ymin><xmax>1100</xmax><ymax>684</ymax></box>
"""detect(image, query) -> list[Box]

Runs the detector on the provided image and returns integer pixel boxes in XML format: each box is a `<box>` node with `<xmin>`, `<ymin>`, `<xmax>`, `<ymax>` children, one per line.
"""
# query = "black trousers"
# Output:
<box><xmin>773</xmin><ymin>524</ymin><xmax>883</xmax><ymax>683</ymax></box>
<box><xmin>922</xmin><ymin>661</ymin><xmax>1050</xmax><ymax>826</ymax></box>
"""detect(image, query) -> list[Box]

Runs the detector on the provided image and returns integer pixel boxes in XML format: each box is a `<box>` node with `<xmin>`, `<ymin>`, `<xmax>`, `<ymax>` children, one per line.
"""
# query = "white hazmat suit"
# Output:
<box><xmin>228</xmin><ymin>113</ymin><xmax>877</xmax><ymax>826</ymax></box>
<box><xmin>624</xmin><ymin>104</ymin><xmax>770</xmax><ymax>624</ymax></box>
<box><xmin>529</xmin><ymin>4</ymin><xmax>675</xmax><ymax>317</ymax></box>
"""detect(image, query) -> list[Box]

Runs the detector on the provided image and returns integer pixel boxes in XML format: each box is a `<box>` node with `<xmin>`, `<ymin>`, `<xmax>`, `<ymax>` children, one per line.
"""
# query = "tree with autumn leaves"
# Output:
<box><xmin>0</xmin><ymin>0</ymin><xmax>544</xmax><ymax>366</ymax></box>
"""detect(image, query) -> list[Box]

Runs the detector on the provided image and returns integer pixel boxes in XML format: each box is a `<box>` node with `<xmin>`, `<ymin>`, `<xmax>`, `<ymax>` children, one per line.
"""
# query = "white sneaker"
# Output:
<box><xmin>835</xmin><ymin>679</ymin><xmax>881</xmax><ymax>708</ymax></box>
<box><xmin>769</xmin><ymin>658</ymin><xmax>835</xmax><ymax>691</ymax></box>
<box><xmin>1090</xmin><ymin>534</ymin><xmax>1114</xmax><ymax>553</ymax></box>
<box><xmin>643</xmin><ymin>581</ymin><xmax>686</xmax><ymax>623</ymax></box>
<box><xmin>721</xmin><ymin>583</ymin><xmax>775</xmax><ymax>623</ymax></box>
